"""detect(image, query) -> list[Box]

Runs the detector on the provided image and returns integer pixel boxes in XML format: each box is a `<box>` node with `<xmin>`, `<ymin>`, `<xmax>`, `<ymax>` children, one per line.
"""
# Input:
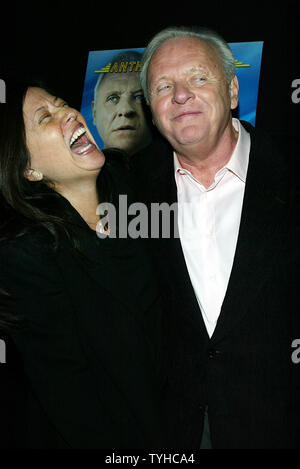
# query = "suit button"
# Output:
<box><xmin>207</xmin><ymin>348</ymin><xmax>220</xmax><ymax>359</ymax></box>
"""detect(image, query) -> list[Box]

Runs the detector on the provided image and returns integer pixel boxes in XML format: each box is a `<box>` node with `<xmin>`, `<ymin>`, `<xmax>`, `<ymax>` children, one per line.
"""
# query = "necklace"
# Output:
<box><xmin>86</xmin><ymin>211</ymin><xmax>110</xmax><ymax>234</ymax></box>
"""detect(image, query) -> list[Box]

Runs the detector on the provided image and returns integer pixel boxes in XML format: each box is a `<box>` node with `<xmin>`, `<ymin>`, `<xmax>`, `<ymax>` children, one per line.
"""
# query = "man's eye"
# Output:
<box><xmin>157</xmin><ymin>84</ymin><xmax>171</xmax><ymax>94</ymax></box>
<box><xmin>193</xmin><ymin>76</ymin><xmax>206</xmax><ymax>84</ymax></box>
<box><xmin>107</xmin><ymin>95</ymin><xmax>119</xmax><ymax>104</ymax></box>
<box><xmin>134</xmin><ymin>94</ymin><xmax>144</xmax><ymax>102</ymax></box>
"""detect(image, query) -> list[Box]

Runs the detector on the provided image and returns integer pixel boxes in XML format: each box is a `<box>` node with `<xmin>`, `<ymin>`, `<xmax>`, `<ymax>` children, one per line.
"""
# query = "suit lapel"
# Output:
<box><xmin>212</xmin><ymin>126</ymin><xmax>289</xmax><ymax>343</ymax></box>
<box><xmin>149</xmin><ymin>141</ymin><xmax>210</xmax><ymax>338</ymax></box>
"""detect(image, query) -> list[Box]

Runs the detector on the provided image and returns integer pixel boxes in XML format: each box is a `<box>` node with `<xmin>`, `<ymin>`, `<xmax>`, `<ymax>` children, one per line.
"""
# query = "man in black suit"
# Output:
<box><xmin>133</xmin><ymin>26</ymin><xmax>300</xmax><ymax>448</ymax></box>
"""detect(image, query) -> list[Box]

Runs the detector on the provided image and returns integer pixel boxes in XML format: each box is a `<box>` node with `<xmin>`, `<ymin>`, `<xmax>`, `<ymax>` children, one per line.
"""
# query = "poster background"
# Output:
<box><xmin>80</xmin><ymin>42</ymin><xmax>264</xmax><ymax>149</ymax></box>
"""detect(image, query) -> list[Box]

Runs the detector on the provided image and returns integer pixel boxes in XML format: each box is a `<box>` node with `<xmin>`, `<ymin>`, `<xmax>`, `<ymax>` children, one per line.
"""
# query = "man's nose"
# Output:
<box><xmin>118</xmin><ymin>109</ymin><xmax>136</xmax><ymax>118</ymax></box>
<box><xmin>117</xmin><ymin>99</ymin><xmax>136</xmax><ymax>118</ymax></box>
<box><xmin>172</xmin><ymin>83</ymin><xmax>195</xmax><ymax>104</ymax></box>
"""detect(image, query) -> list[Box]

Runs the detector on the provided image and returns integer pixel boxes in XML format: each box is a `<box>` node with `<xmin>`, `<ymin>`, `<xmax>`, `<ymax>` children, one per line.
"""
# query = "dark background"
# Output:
<box><xmin>0</xmin><ymin>0</ymin><xmax>299</xmax><ymax>449</ymax></box>
<box><xmin>1</xmin><ymin>1</ymin><xmax>300</xmax><ymax>136</ymax></box>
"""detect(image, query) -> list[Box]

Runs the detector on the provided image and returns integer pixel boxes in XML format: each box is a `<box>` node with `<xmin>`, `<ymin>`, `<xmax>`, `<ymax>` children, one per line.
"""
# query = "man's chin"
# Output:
<box><xmin>106</xmin><ymin>136</ymin><xmax>149</xmax><ymax>156</ymax></box>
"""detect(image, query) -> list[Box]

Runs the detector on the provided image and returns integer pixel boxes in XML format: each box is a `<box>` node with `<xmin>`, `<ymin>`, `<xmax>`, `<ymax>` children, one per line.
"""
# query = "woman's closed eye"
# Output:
<box><xmin>38</xmin><ymin>113</ymin><xmax>51</xmax><ymax>124</ymax></box>
<box><xmin>38</xmin><ymin>102</ymin><xmax>69</xmax><ymax>124</ymax></box>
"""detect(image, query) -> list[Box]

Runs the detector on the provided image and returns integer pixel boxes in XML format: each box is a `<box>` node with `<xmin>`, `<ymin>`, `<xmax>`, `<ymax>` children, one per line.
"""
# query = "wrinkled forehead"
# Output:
<box><xmin>99</xmin><ymin>71</ymin><xmax>141</xmax><ymax>93</ymax></box>
<box><xmin>149</xmin><ymin>36</ymin><xmax>223</xmax><ymax>79</ymax></box>
<box><xmin>24</xmin><ymin>87</ymin><xmax>55</xmax><ymax>111</ymax></box>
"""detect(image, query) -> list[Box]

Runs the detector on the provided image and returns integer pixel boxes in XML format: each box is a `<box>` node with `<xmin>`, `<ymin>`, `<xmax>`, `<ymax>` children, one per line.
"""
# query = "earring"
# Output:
<box><xmin>24</xmin><ymin>168</ymin><xmax>43</xmax><ymax>181</ymax></box>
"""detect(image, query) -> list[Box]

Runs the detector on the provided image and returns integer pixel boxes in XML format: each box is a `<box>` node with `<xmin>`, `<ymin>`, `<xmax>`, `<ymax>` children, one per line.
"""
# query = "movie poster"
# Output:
<box><xmin>80</xmin><ymin>42</ymin><xmax>264</xmax><ymax>154</ymax></box>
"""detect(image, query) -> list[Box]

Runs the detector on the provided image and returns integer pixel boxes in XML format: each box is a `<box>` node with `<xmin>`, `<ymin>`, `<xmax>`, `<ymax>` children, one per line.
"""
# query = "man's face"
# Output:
<box><xmin>147</xmin><ymin>36</ymin><xmax>239</xmax><ymax>154</ymax></box>
<box><xmin>92</xmin><ymin>71</ymin><xmax>152</xmax><ymax>155</ymax></box>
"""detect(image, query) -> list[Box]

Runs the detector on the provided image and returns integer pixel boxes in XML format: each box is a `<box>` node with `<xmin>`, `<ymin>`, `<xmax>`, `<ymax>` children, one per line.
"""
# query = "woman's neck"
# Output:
<box><xmin>55</xmin><ymin>179</ymin><xmax>100</xmax><ymax>230</ymax></box>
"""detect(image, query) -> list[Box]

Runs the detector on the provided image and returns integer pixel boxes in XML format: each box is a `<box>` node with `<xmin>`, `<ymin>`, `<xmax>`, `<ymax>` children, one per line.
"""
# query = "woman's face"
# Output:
<box><xmin>23</xmin><ymin>87</ymin><xmax>105</xmax><ymax>190</ymax></box>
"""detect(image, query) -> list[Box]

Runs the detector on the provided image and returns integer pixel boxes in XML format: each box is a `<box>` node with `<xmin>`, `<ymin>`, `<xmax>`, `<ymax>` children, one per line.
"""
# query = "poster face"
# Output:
<box><xmin>80</xmin><ymin>42</ymin><xmax>263</xmax><ymax>153</ymax></box>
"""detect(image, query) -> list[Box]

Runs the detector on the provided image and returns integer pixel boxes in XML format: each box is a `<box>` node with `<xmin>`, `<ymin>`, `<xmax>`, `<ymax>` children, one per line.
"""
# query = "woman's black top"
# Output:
<box><xmin>0</xmin><ymin>162</ymin><xmax>164</xmax><ymax>449</ymax></box>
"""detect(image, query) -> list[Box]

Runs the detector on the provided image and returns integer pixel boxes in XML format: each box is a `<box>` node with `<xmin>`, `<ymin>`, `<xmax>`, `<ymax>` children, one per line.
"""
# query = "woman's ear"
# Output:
<box><xmin>24</xmin><ymin>168</ymin><xmax>43</xmax><ymax>181</ymax></box>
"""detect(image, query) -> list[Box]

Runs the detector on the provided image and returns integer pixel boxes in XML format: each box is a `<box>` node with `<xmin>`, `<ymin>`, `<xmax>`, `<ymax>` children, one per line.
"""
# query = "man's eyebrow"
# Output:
<box><xmin>188</xmin><ymin>66</ymin><xmax>209</xmax><ymax>74</ymax></box>
<box><xmin>153</xmin><ymin>66</ymin><xmax>208</xmax><ymax>83</ymax></box>
<box><xmin>104</xmin><ymin>89</ymin><xmax>122</xmax><ymax>95</ymax></box>
<box><xmin>153</xmin><ymin>76</ymin><xmax>169</xmax><ymax>84</ymax></box>
<box><xmin>149</xmin><ymin>76</ymin><xmax>170</xmax><ymax>91</ymax></box>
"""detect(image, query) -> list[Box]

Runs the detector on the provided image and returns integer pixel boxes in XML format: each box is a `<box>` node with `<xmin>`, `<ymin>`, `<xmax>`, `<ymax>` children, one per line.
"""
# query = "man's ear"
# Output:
<box><xmin>24</xmin><ymin>168</ymin><xmax>43</xmax><ymax>181</ymax></box>
<box><xmin>230</xmin><ymin>75</ymin><xmax>239</xmax><ymax>110</ymax></box>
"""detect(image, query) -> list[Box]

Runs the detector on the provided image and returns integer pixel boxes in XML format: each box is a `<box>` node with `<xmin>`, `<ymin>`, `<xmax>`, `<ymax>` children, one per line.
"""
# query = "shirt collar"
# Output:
<box><xmin>174</xmin><ymin>118</ymin><xmax>251</xmax><ymax>184</ymax></box>
<box><xmin>226</xmin><ymin>118</ymin><xmax>250</xmax><ymax>183</ymax></box>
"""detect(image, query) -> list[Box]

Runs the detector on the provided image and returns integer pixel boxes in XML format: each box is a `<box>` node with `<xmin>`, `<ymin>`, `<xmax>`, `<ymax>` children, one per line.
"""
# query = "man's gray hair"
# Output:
<box><xmin>93</xmin><ymin>49</ymin><xmax>143</xmax><ymax>105</ymax></box>
<box><xmin>140</xmin><ymin>26</ymin><xmax>236</xmax><ymax>104</ymax></box>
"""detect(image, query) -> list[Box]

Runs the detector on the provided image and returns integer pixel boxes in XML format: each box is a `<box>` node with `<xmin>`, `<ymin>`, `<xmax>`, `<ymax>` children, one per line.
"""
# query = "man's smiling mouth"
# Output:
<box><xmin>173</xmin><ymin>111</ymin><xmax>203</xmax><ymax>121</ymax></box>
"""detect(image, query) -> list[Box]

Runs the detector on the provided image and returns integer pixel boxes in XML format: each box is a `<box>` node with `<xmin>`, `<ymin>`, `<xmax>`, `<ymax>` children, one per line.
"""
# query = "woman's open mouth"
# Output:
<box><xmin>69</xmin><ymin>125</ymin><xmax>96</xmax><ymax>156</ymax></box>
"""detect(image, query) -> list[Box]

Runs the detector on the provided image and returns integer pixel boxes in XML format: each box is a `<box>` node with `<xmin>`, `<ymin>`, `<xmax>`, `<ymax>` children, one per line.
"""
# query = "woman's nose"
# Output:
<box><xmin>63</xmin><ymin>109</ymin><xmax>77</xmax><ymax>124</ymax></box>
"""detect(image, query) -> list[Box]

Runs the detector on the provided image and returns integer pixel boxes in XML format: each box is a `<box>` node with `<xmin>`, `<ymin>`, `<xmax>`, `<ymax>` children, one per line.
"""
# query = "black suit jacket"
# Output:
<box><xmin>0</xmin><ymin>191</ymin><xmax>164</xmax><ymax>448</ymax></box>
<box><xmin>132</xmin><ymin>121</ymin><xmax>300</xmax><ymax>448</ymax></box>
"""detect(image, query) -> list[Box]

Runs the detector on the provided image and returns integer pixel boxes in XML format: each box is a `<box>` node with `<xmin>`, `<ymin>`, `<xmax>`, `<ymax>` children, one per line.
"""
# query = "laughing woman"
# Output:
<box><xmin>0</xmin><ymin>81</ymin><xmax>164</xmax><ymax>449</ymax></box>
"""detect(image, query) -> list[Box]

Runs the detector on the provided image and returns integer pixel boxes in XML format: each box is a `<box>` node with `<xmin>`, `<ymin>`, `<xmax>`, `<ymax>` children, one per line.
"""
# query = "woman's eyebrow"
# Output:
<box><xmin>33</xmin><ymin>96</ymin><xmax>61</xmax><ymax>118</ymax></box>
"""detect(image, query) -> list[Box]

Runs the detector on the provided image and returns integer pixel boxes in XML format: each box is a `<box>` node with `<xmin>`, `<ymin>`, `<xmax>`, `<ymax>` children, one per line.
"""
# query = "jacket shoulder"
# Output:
<box><xmin>241</xmin><ymin>120</ymin><xmax>300</xmax><ymax>176</ymax></box>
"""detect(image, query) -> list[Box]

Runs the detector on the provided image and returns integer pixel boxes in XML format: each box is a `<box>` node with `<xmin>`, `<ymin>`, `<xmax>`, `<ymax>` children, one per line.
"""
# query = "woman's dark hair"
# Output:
<box><xmin>0</xmin><ymin>78</ymin><xmax>121</xmax><ymax>247</ymax></box>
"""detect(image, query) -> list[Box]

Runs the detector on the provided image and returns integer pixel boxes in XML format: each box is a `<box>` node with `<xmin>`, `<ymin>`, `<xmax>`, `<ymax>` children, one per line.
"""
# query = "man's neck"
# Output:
<box><xmin>176</xmin><ymin>121</ymin><xmax>239</xmax><ymax>188</ymax></box>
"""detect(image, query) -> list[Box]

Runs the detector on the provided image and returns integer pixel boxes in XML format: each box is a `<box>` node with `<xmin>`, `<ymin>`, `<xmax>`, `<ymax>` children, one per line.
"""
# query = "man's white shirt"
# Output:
<box><xmin>174</xmin><ymin>118</ymin><xmax>251</xmax><ymax>337</ymax></box>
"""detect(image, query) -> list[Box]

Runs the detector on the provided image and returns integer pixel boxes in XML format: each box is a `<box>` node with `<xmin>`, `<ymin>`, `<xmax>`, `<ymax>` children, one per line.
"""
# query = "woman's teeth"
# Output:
<box><xmin>70</xmin><ymin>126</ymin><xmax>86</xmax><ymax>147</ymax></box>
<box><xmin>69</xmin><ymin>125</ymin><xmax>95</xmax><ymax>155</ymax></box>
<box><xmin>77</xmin><ymin>143</ymin><xmax>93</xmax><ymax>154</ymax></box>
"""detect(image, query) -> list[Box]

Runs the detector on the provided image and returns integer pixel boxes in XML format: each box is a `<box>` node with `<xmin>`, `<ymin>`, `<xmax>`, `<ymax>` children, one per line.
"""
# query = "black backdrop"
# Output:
<box><xmin>1</xmin><ymin>1</ymin><xmax>300</xmax><ymax>136</ymax></box>
<box><xmin>0</xmin><ymin>0</ymin><xmax>300</xmax><ymax>450</ymax></box>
